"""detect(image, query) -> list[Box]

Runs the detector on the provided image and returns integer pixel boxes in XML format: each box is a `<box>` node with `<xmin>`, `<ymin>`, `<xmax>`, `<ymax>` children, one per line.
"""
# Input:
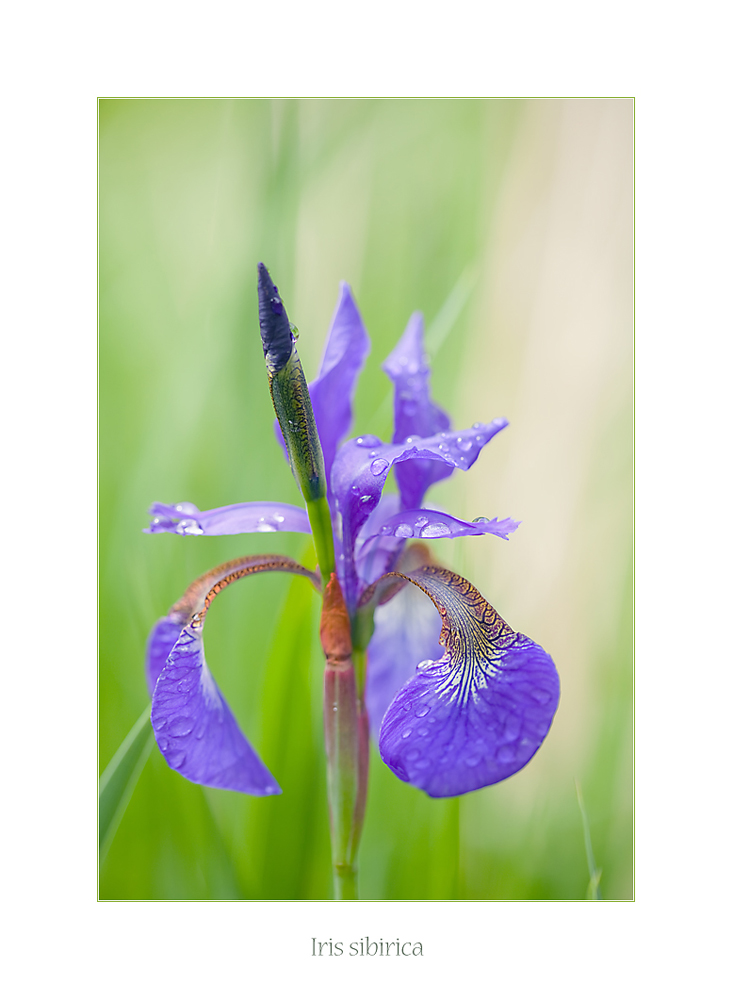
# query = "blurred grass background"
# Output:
<box><xmin>99</xmin><ymin>98</ymin><xmax>632</xmax><ymax>900</ymax></box>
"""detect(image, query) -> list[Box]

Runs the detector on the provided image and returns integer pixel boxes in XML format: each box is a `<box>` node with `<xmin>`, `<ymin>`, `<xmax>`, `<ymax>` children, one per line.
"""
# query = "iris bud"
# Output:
<box><xmin>257</xmin><ymin>263</ymin><xmax>327</xmax><ymax>505</ymax></box>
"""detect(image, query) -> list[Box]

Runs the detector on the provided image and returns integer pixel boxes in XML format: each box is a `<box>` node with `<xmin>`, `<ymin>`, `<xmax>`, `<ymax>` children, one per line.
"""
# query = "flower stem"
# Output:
<box><xmin>307</xmin><ymin>496</ymin><xmax>336</xmax><ymax>585</ymax></box>
<box><xmin>321</xmin><ymin>575</ymin><xmax>369</xmax><ymax>900</ymax></box>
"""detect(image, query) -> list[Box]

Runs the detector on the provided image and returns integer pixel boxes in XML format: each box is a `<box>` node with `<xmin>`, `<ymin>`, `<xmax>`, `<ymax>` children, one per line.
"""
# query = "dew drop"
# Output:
<box><xmin>350</xmin><ymin>484</ymin><xmax>361</xmax><ymax>495</ymax></box>
<box><xmin>256</xmin><ymin>516</ymin><xmax>278</xmax><ymax>532</ymax></box>
<box><xmin>379</xmin><ymin>525</ymin><xmax>391</xmax><ymax>534</ymax></box>
<box><xmin>401</xmin><ymin>729</ymin><xmax>413</xmax><ymax>739</ymax></box>
<box><xmin>457</xmin><ymin>437</ymin><xmax>473</xmax><ymax>452</ymax></box>
<box><xmin>356</xmin><ymin>435</ymin><xmax>381</xmax><ymax>448</ymax></box>
<box><xmin>416</xmin><ymin>659</ymin><xmax>433</xmax><ymax>670</ymax></box>
<box><xmin>174</xmin><ymin>502</ymin><xmax>198</xmax><ymax>515</ymax></box>
<box><xmin>405</xmin><ymin>436</ymin><xmax>414</xmax><ymax>445</ymax></box>
<box><xmin>472</xmin><ymin>516</ymin><xmax>490</xmax><ymax>524</ymax></box>
<box><xmin>157</xmin><ymin>737</ymin><xmax>169</xmax><ymax>752</ymax></box>
<box><xmin>394</xmin><ymin>522</ymin><xmax>414</xmax><ymax>538</ymax></box>
<box><xmin>475</xmin><ymin>435</ymin><xmax>485</xmax><ymax>445</ymax></box>
<box><xmin>531</xmin><ymin>688</ymin><xmax>551</xmax><ymax>704</ymax></box>
<box><xmin>169</xmin><ymin>716</ymin><xmax>194</xmax><ymax>738</ymax></box>
<box><xmin>414</xmin><ymin>515</ymin><xmax>429</xmax><ymax>528</ymax></box>
<box><xmin>416</xmin><ymin>727</ymin><xmax>429</xmax><ymax>737</ymax></box>
<box><xmin>421</xmin><ymin>521</ymin><xmax>450</xmax><ymax>538</ymax></box>
<box><xmin>504</xmin><ymin>716</ymin><xmax>521</xmax><ymax>741</ymax></box>
<box><xmin>414</xmin><ymin>758</ymin><xmax>431</xmax><ymax>770</ymax></box>
<box><xmin>176</xmin><ymin>519</ymin><xmax>204</xmax><ymax>536</ymax></box>
<box><xmin>359</xmin><ymin>495</ymin><xmax>373</xmax><ymax>505</ymax></box>
<box><xmin>415</xmin><ymin>704</ymin><xmax>431</xmax><ymax>718</ymax></box>
<box><xmin>497</xmin><ymin>745</ymin><xmax>515</xmax><ymax>764</ymax></box>
<box><xmin>370</xmin><ymin>458</ymin><xmax>389</xmax><ymax>476</ymax></box>
<box><xmin>405</xmin><ymin>749</ymin><xmax>421</xmax><ymax>762</ymax></box>
<box><xmin>465</xmin><ymin>754</ymin><xmax>481</xmax><ymax>767</ymax></box>
<box><xmin>472</xmin><ymin>422</ymin><xmax>483</xmax><ymax>429</ymax></box>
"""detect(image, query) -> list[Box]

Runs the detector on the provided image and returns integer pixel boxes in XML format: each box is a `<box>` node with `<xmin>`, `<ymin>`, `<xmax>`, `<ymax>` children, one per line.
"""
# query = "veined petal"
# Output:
<box><xmin>149</xmin><ymin>554</ymin><xmax>320</xmax><ymax>795</ymax></box>
<box><xmin>145</xmin><ymin>500</ymin><xmax>311</xmax><ymax>536</ymax></box>
<box><xmin>377</xmin><ymin>565</ymin><xmax>559</xmax><ymax>797</ymax></box>
<box><xmin>274</xmin><ymin>283</ymin><xmax>370</xmax><ymax>482</ymax></box>
<box><xmin>383</xmin><ymin>312</ymin><xmax>452</xmax><ymax>508</ymax></box>
<box><xmin>331</xmin><ymin>420</ymin><xmax>508</xmax><ymax>608</ymax></box>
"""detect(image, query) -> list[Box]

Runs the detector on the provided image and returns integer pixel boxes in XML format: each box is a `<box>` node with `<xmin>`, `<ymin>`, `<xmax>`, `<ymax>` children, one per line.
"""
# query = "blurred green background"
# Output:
<box><xmin>99</xmin><ymin>98</ymin><xmax>632</xmax><ymax>900</ymax></box>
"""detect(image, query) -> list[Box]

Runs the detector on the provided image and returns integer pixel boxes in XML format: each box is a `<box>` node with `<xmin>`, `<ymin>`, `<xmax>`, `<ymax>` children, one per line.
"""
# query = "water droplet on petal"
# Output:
<box><xmin>415</xmin><ymin>704</ymin><xmax>430</xmax><ymax>718</ymax></box>
<box><xmin>465</xmin><ymin>754</ymin><xmax>481</xmax><ymax>767</ymax></box>
<box><xmin>174</xmin><ymin>502</ymin><xmax>199</xmax><ymax>515</ymax></box>
<box><xmin>420</xmin><ymin>522</ymin><xmax>450</xmax><ymax>538</ymax></box>
<box><xmin>457</xmin><ymin>438</ymin><xmax>473</xmax><ymax>452</ymax></box>
<box><xmin>256</xmin><ymin>516</ymin><xmax>278</xmax><ymax>532</ymax></box>
<box><xmin>414</xmin><ymin>515</ymin><xmax>429</xmax><ymax>528</ymax></box>
<box><xmin>401</xmin><ymin>729</ymin><xmax>413</xmax><ymax>739</ymax></box>
<box><xmin>497</xmin><ymin>745</ymin><xmax>515</xmax><ymax>764</ymax></box>
<box><xmin>359</xmin><ymin>495</ymin><xmax>372</xmax><ymax>504</ymax></box>
<box><xmin>472</xmin><ymin>516</ymin><xmax>490</xmax><ymax>524</ymax></box>
<box><xmin>166</xmin><ymin>749</ymin><xmax>187</xmax><ymax>768</ymax></box>
<box><xmin>416</xmin><ymin>727</ymin><xmax>429</xmax><ymax>737</ymax></box>
<box><xmin>472</xmin><ymin>422</ymin><xmax>483</xmax><ymax>429</ymax></box>
<box><xmin>169</xmin><ymin>716</ymin><xmax>194</xmax><ymax>737</ymax></box>
<box><xmin>379</xmin><ymin>525</ymin><xmax>391</xmax><ymax>534</ymax></box>
<box><xmin>475</xmin><ymin>435</ymin><xmax>485</xmax><ymax>445</ymax></box>
<box><xmin>370</xmin><ymin>458</ymin><xmax>389</xmax><ymax>476</ymax></box>
<box><xmin>350</xmin><ymin>484</ymin><xmax>361</xmax><ymax>495</ymax></box>
<box><xmin>356</xmin><ymin>435</ymin><xmax>381</xmax><ymax>448</ymax></box>
<box><xmin>176</xmin><ymin>519</ymin><xmax>204</xmax><ymax>536</ymax></box>
<box><xmin>394</xmin><ymin>522</ymin><xmax>413</xmax><ymax>538</ymax></box>
<box><xmin>405</xmin><ymin>749</ymin><xmax>421</xmax><ymax>761</ymax></box>
<box><xmin>416</xmin><ymin>659</ymin><xmax>433</xmax><ymax>670</ymax></box>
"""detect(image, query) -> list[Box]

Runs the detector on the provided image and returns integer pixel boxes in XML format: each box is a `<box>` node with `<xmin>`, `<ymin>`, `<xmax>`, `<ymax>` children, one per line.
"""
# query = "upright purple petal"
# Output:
<box><xmin>148</xmin><ymin>554</ymin><xmax>320</xmax><ymax>795</ymax></box>
<box><xmin>330</xmin><ymin>420</ymin><xmax>508</xmax><ymax>608</ymax></box>
<box><xmin>273</xmin><ymin>283</ymin><xmax>370</xmax><ymax>480</ymax></box>
<box><xmin>145</xmin><ymin>500</ymin><xmax>311</xmax><ymax>536</ymax></box>
<box><xmin>377</xmin><ymin>565</ymin><xmax>560</xmax><ymax>797</ymax></box>
<box><xmin>383</xmin><ymin>312</ymin><xmax>452</xmax><ymax>508</ymax></box>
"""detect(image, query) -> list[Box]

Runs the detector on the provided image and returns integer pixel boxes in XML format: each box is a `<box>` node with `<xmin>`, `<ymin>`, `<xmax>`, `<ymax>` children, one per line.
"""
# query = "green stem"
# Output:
<box><xmin>307</xmin><ymin>496</ymin><xmax>336</xmax><ymax>585</ymax></box>
<box><xmin>333</xmin><ymin>864</ymin><xmax>358</xmax><ymax>900</ymax></box>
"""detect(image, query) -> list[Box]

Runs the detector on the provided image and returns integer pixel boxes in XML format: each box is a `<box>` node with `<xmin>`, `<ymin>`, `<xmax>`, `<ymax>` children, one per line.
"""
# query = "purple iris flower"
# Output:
<box><xmin>145</xmin><ymin>275</ymin><xmax>559</xmax><ymax>798</ymax></box>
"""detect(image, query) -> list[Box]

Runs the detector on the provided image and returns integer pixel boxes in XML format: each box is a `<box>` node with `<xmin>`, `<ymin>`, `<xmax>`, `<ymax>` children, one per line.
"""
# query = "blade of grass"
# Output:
<box><xmin>575</xmin><ymin>778</ymin><xmax>602</xmax><ymax>900</ymax></box>
<box><xmin>99</xmin><ymin>704</ymin><xmax>155</xmax><ymax>862</ymax></box>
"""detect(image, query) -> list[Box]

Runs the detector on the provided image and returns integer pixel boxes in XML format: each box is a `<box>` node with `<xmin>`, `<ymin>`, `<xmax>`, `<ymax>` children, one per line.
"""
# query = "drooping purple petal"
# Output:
<box><xmin>152</xmin><ymin>621</ymin><xmax>281</xmax><ymax>795</ymax></box>
<box><xmin>145</xmin><ymin>500</ymin><xmax>311</xmax><ymax>536</ymax></box>
<box><xmin>383</xmin><ymin>312</ymin><xmax>452</xmax><ymax>508</ymax></box>
<box><xmin>330</xmin><ymin>420</ymin><xmax>508</xmax><ymax>608</ymax></box>
<box><xmin>148</xmin><ymin>554</ymin><xmax>320</xmax><ymax>795</ymax></box>
<box><xmin>274</xmin><ymin>283</ymin><xmax>370</xmax><ymax>480</ymax></box>
<box><xmin>145</xmin><ymin>616</ymin><xmax>186</xmax><ymax>695</ymax></box>
<box><xmin>365</xmin><ymin>583</ymin><xmax>444</xmax><ymax>740</ymax></box>
<box><xmin>377</xmin><ymin>565</ymin><xmax>559</xmax><ymax>797</ymax></box>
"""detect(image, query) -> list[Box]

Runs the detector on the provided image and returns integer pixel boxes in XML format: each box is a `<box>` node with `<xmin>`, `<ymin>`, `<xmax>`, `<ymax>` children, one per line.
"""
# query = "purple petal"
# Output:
<box><xmin>274</xmin><ymin>283</ymin><xmax>370</xmax><ymax>479</ymax></box>
<box><xmin>331</xmin><ymin>420</ymin><xmax>508</xmax><ymax>608</ymax></box>
<box><xmin>365</xmin><ymin>583</ymin><xmax>444</xmax><ymax>740</ymax></box>
<box><xmin>145</xmin><ymin>500</ymin><xmax>311</xmax><ymax>536</ymax></box>
<box><xmin>145</xmin><ymin>616</ymin><xmax>186</xmax><ymax>696</ymax></box>
<box><xmin>378</xmin><ymin>565</ymin><xmax>560</xmax><ymax>797</ymax></box>
<box><xmin>152</xmin><ymin>622</ymin><xmax>281</xmax><ymax>795</ymax></box>
<box><xmin>363</xmin><ymin>507</ymin><xmax>520</xmax><ymax>546</ymax></box>
<box><xmin>354</xmin><ymin>493</ymin><xmax>403</xmax><ymax>587</ymax></box>
<box><xmin>147</xmin><ymin>554</ymin><xmax>320</xmax><ymax>794</ymax></box>
<box><xmin>383</xmin><ymin>312</ymin><xmax>452</xmax><ymax>508</ymax></box>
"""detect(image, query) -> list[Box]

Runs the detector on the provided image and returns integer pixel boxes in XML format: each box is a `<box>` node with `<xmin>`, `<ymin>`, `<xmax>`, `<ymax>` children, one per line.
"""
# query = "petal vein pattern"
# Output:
<box><xmin>148</xmin><ymin>555</ymin><xmax>320</xmax><ymax>795</ymax></box>
<box><xmin>377</xmin><ymin>566</ymin><xmax>559</xmax><ymax>798</ymax></box>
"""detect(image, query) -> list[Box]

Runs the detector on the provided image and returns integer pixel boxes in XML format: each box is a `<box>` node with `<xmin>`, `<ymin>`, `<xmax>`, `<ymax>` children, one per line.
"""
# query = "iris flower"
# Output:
<box><xmin>145</xmin><ymin>265</ymin><xmax>559</xmax><ymax>804</ymax></box>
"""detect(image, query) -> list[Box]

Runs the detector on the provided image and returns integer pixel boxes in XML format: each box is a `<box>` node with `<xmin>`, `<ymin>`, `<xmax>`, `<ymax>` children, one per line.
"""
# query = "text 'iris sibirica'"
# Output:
<box><xmin>145</xmin><ymin>264</ymin><xmax>560</xmax><ymax>898</ymax></box>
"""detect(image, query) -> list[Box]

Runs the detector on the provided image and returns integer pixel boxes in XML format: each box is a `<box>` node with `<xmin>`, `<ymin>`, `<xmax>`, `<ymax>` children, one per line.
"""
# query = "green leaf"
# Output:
<box><xmin>575</xmin><ymin>778</ymin><xmax>603</xmax><ymax>900</ymax></box>
<box><xmin>99</xmin><ymin>704</ymin><xmax>155</xmax><ymax>861</ymax></box>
